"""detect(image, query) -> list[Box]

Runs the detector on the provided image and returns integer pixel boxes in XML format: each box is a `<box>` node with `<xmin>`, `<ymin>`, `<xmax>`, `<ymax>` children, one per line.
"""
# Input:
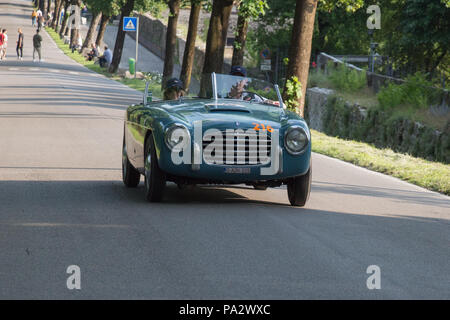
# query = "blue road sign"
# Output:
<box><xmin>123</xmin><ymin>17</ymin><xmax>137</xmax><ymax>32</ymax></box>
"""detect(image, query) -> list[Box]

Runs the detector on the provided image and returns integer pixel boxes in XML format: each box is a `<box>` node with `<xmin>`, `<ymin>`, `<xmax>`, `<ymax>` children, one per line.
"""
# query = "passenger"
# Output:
<box><xmin>163</xmin><ymin>78</ymin><xmax>185</xmax><ymax>101</ymax></box>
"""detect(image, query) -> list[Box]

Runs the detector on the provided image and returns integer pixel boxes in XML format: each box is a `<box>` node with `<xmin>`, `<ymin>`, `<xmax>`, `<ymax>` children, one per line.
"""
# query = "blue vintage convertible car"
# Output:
<box><xmin>122</xmin><ymin>73</ymin><xmax>311</xmax><ymax>206</ymax></box>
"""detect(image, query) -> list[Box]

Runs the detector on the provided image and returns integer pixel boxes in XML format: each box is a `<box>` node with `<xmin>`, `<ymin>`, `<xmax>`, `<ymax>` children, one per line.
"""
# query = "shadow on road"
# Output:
<box><xmin>313</xmin><ymin>181</ymin><xmax>449</xmax><ymax>208</ymax></box>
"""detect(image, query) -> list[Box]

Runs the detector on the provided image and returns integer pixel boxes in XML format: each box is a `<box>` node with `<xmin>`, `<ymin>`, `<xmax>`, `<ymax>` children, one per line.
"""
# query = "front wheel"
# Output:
<box><xmin>287</xmin><ymin>164</ymin><xmax>312</xmax><ymax>207</ymax></box>
<box><xmin>144</xmin><ymin>134</ymin><xmax>166</xmax><ymax>202</ymax></box>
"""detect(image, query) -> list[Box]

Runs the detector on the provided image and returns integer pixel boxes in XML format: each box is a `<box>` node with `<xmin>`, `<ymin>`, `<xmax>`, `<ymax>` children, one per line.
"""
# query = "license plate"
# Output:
<box><xmin>224</xmin><ymin>167</ymin><xmax>251</xmax><ymax>174</ymax></box>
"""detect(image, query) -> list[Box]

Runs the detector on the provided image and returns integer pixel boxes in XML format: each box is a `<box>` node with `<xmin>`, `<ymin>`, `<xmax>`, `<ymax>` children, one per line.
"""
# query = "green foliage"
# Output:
<box><xmin>377</xmin><ymin>81</ymin><xmax>404</xmax><ymax>110</ymax></box>
<box><xmin>328</xmin><ymin>62</ymin><xmax>366</xmax><ymax>92</ymax></box>
<box><xmin>142</xmin><ymin>71</ymin><xmax>163</xmax><ymax>84</ymax></box>
<box><xmin>377</xmin><ymin>72</ymin><xmax>436</xmax><ymax>110</ymax></box>
<box><xmin>238</xmin><ymin>0</ymin><xmax>269</xmax><ymax>19</ymax></box>
<box><xmin>284</xmin><ymin>76</ymin><xmax>302</xmax><ymax>113</ymax></box>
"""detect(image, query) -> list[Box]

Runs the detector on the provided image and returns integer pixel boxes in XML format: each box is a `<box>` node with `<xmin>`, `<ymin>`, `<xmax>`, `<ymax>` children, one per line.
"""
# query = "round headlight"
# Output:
<box><xmin>284</xmin><ymin>126</ymin><xmax>309</xmax><ymax>155</ymax></box>
<box><xmin>165</xmin><ymin>124</ymin><xmax>190</xmax><ymax>150</ymax></box>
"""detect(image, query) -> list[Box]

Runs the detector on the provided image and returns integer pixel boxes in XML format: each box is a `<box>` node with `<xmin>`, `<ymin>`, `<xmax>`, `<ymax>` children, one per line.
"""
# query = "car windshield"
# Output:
<box><xmin>198</xmin><ymin>73</ymin><xmax>283</xmax><ymax>107</ymax></box>
<box><xmin>215</xmin><ymin>73</ymin><xmax>283</xmax><ymax>107</ymax></box>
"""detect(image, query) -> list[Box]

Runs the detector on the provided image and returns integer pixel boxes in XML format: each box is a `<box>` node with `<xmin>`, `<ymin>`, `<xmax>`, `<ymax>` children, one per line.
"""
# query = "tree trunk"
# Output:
<box><xmin>162</xmin><ymin>0</ymin><xmax>181</xmax><ymax>88</ymax></box>
<box><xmin>69</xmin><ymin>0</ymin><xmax>81</xmax><ymax>49</ymax></box>
<box><xmin>47</xmin><ymin>0</ymin><xmax>52</xmax><ymax>19</ymax></box>
<box><xmin>201</xmin><ymin>0</ymin><xmax>234</xmax><ymax>78</ymax></box>
<box><xmin>180</xmin><ymin>0</ymin><xmax>201</xmax><ymax>91</ymax></box>
<box><xmin>231</xmin><ymin>12</ymin><xmax>248</xmax><ymax>67</ymax></box>
<box><xmin>82</xmin><ymin>11</ymin><xmax>102</xmax><ymax>52</ymax></box>
<box><xmin>109</xmin><ymin>0</ymin><xmax>135</xmax><ymax>73</ymax></box>
<box><xmin>59</xmin><ymin>0</ymin><xmax>70</xmax><ymax>37</ymax></box>
<box><xmin>42</xmin><ymin>0</ymin><xmax>48</xmax><ymax>19</ymax></box>
<box><xmin>283</xmin><ymin>0</ymin><xmax>318</xmax><ymax>117</ymax></box>
<box><xmin>52</xmin><ymin>0</ymin><xmax>62</xmax><ymax>29</ymax></box>
<box><xmin>218</xmin><ymin>3</ymin><xmax>233</xmax><ymax>72</ymax></box>
<box><xmin>96</xmin><ymin>14</ymin><xmax>110</xmax><ymax>47</ymax></box>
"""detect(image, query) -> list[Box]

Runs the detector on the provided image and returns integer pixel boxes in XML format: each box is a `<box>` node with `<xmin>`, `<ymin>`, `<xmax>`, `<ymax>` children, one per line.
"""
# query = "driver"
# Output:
<box><xmin>228</xmin><ymin>66</ymin><xmax>249</xmax><ymax>100</ymax></box>
<box><xmin>164</xmin><ymin>78</ymin><xmax>185</xmax><ymax>100</ymax></box>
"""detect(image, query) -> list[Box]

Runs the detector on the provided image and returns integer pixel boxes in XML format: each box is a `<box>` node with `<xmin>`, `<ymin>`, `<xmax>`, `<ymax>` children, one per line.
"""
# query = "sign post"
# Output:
<box><xmin>123</xmin><ymin>16</ymin><xmax>139</xmax><ymax>79</ymax></box>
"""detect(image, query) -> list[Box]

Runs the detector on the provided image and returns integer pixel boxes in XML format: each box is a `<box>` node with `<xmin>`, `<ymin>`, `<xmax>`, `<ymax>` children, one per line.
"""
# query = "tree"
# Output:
<box><xmin>47</xmin><ymin>0</ymin><xmax>52</xmax><ymax>19</ymax></box>
<box><xmin>388</xmin><ymin>0</ymin><xmax>449</xmax><ymax>80</ymax></box>
<box><xmin>42</xmin><ymin>0</ymin><xmax>48</xmax><ymax>18</ymax></box>
<box><xmin>180</xmin><ymin>0</ymin><xmax>202</xmax><ymax>91</ymax></box>
<box><xmin>69</xmin><ymin>0</ymin><xmax>82</xmax><ymax>50</ymax></box>
<box><xmin>51</xmin><ymin>0</ymin><xmax>62</xmax><ymax>29</ymax></box>
<box><xmin>217</xmin><ymin>3</ymin><xmax>233</xmax><ymax>71</ymax></box>
<box><xmin>162</xmin><ymin>0</ymin><xmax>182</xmax><ymax>87</ymax></box>
<box><xmin>59</xmin><ymin>0</ymin><xmax>70</xmax><ymax>37</ymax></box>
<box><xmin>96</xmin><ymin>14</ymin><xmax>110</xmax><ymax>47</ymax></box>
<box><xmin>283</xmin><ymin>0</ymin><xmax>318</xmax><ymax>116</ymax></box>
<box><xmin>82</xmin><ymin>0</ymin><xmax>121</xmax><ymax>52</ymax></box>
<box><xmin>109</xmin><ymin>0</ymin><xmax>136</xmax><ymax>73</ymax></box>
<box><xmin>231</xmin><ymin>0</ymin><xmax>268</xmax><ymax>67</ymax></box>
<box><xmin>201</xmin><ymin>0</ymin><xmax>234</xmax><ymax>89</ymax></box>
<box><xmin>108</xmin><ymin>0</ymin><xmax>164</xmax><ymax>73</ymax></box>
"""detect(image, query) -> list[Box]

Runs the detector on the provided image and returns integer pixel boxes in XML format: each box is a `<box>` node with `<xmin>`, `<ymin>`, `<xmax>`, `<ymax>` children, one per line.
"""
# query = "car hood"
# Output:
<box><xmin>157</xmin><ymin>99</ymin><xmax>300</xmax><ymax>129</ymax></box>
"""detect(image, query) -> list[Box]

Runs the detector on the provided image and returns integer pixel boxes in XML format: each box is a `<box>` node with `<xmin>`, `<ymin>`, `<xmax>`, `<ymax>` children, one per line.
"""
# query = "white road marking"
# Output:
<box><xmin>8</xmin><ymin>68</ymin><xmax>19</xmax><ymax>71</ymax></box>
<box><xmin>29</xmin><ymin>68</ymin><xmax>40</xmax><ymax>71</ymax></box>
<box><xmin>69</xmin><ymin>71</ymin><xmax>79</xmax><ymax>75</ymax></box>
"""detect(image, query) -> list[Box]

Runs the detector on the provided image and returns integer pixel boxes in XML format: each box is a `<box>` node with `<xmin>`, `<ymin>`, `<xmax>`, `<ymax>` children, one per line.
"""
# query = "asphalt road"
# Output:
<box><xmin>0</xmin><ymin>0</ymin><xmax>449</xmax><ymax>299</ymax></box>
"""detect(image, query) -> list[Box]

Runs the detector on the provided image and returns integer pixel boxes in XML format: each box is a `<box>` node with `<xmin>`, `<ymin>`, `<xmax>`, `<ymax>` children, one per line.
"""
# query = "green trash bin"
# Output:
<box><xmin>128</xmin><ymin>58</ymin><xmax>136</xmax><ymax>75</ymax></box>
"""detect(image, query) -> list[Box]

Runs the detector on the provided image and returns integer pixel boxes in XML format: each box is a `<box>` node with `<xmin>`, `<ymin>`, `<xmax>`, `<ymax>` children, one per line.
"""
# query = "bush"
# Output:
<box><xmin>284</xmin><ymin>76</ymin><xmax>302</xmax><ymax>113</ymax></box>
<box><xmin>377</xmin><ymin>72</ymin><xmax>435</xmax><ymax>111</ymax></box>
<box><xmin>328</xmin><ymin>62</ymin><xmax>367</xmax><ymax>92</ymax></box>
<box><xmin>402</xmin><ymin>72</ymin><xmax>433</xmax><ymax>109</ymax></box>
<box><xmin>377</xmin><ymin>81</ymin><xmax>405</xmax><ymax>110</ymax></box>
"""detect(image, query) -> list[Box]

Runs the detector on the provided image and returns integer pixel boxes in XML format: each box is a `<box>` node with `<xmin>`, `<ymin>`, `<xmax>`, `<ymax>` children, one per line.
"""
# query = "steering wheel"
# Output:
<box><xmin>241</xmin><ymin>91</ymin><xmax>264</xmax><ymax>102</ymax></box>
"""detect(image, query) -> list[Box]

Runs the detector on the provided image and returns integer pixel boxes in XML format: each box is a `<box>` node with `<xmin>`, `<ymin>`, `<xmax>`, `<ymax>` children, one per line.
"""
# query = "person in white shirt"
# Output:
<box><xmin>36</xmin><ymin>9</ymin><xmax>42</xmax><ymax>17</ymax></box>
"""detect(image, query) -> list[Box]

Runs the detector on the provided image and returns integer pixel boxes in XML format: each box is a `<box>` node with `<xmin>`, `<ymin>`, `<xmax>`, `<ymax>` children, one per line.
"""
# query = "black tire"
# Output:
<box><xmin>287</xmin><ymin>163</ymin><xmax>312</xmax><ymax>207</ymax></box>
<box><xmin>144</xmin><ymin>134</ymin><xmax>166</xmax><ymax>202</ymax></box>
<box><xmin>122</xmin><ymin>136</ymin><xmax>140</xmax><ymax>188</ymax></box>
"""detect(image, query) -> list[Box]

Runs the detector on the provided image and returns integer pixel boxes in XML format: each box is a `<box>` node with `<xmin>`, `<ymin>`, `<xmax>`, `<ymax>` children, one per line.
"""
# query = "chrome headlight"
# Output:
<box><xmin>284</xmin><ymin>126</ymin><xmax>309</xmax><ymax>155</ymax></box>
<box><xmin>164</xmin><ymin>124</ymin><xmax>190</xmax><ymax>150</ymax></box>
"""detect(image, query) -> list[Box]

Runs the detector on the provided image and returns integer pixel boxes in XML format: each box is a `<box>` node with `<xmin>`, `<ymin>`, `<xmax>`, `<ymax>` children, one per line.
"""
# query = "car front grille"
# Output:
<box><xmin>202</xmin><ymin>129</ymin><xmax>272</xmax><ymax>165</ymax></box>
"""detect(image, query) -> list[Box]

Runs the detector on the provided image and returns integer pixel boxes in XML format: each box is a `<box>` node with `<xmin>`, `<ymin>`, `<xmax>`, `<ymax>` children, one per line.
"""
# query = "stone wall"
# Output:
<box><xmin>305</xmin><ymin>87</ymin><xmax>450</xmax><ymax>163</ymax></box>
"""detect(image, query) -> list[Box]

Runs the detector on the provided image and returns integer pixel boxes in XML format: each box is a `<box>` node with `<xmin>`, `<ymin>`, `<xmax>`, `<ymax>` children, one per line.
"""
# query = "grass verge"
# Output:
<box><xmin>45</xmin><ymin>27</ymin><xmax>162</xmax><ymax>98</ymax></box>
<box><xmin>311</xmin><ymin>130</ymin><xmax>450</xmax><ymax>195</ymax></box>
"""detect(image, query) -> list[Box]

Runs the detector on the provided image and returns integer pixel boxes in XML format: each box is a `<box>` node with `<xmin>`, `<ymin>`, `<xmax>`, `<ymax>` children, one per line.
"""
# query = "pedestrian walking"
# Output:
<box><xmin>37</xmin><ymin>14</ymin><xmax>44</xmax><ymax>31</ymax></box>
<box><xmin>0</xmin><ymin>29</ymin><xmax>4</xmax><ymax>61</ymax></box>
<box><xmin>16</xmin><ymin>28</ymin><xmax>23</xmax><ymax>60</ymax></box>
<box><xmin>33</xmin><ymin>29</ymin><xmax>43</xmax><ymax>62</ymax></box>
<box><xmin>31</xmin><ymin>10</ymin><xmax>37</xmax><ymax>27</ymax></box>
<box><xmin>1</xmin><ymin>29</ymin><xmax>8</xmax><ymax>60</ymax></box>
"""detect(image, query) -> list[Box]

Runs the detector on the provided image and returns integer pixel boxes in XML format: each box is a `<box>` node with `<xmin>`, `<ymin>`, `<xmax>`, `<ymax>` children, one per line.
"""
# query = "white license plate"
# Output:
<box><xmin>224</xmin><ymin>168</ymin><xmax>251</xmax><ymax>174</ymax></box>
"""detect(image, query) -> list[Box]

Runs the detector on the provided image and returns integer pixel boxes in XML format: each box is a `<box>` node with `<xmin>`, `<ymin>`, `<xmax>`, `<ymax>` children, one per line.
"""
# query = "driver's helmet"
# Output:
<box><xmin>165</xmin><ymin>78</ymin><xmax>184</xmax><ymax>90</ymax></box>
<box><xmin>230</xmin><ymin>66</ymin><xmax>247</xmax><ymax>77</ymax></box>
